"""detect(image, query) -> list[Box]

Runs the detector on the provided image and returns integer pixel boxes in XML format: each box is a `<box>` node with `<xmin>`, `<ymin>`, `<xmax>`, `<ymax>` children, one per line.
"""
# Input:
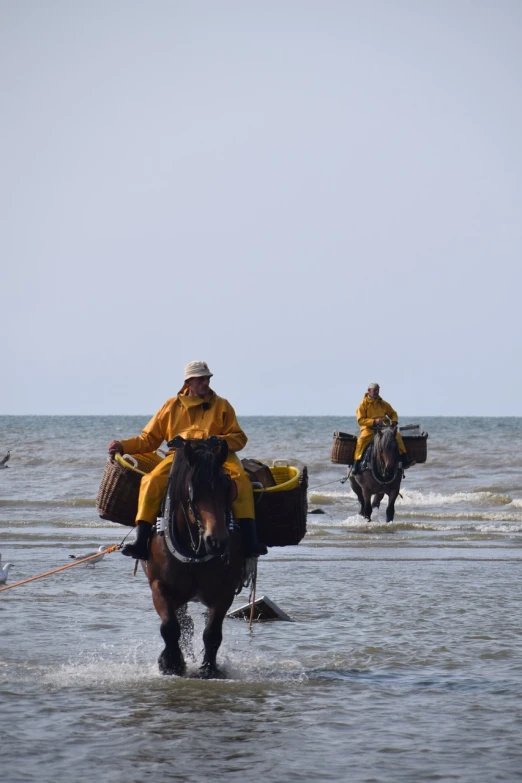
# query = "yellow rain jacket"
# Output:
<box><xmin>354</xmin><ymin>394</ymin><xmax>407</xmax><ymax>460</ymax></box>
<box><xmin>120</xmin><ymin>387</ymin><xmax>254</xmax><ymax>524</ymax></box>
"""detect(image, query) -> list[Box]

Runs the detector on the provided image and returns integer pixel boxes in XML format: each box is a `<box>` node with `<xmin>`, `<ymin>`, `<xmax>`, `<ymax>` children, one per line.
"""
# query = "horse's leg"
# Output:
<box><xmin>385</xmin><ymin>487</ymin><xmax>400</xmax><ymax>523</ymax></box>
<box><xmin>362</xmin><ymin>487</ymin><xmax>373</xmax><ymax>521</ymax></box>
<box><xmin>151</xmin><ymin>580</ymin><xmax>185</xmax><ymax>676</ymax></box>
<box><xmin>349</xmin><ymin>477</ymin><xmax>365</xmax><ymax>516</ymax></box>
<box><xmin>372</xmin><ymin>491</ymin><xmax>384</xmax><ymax>510</ymax></box>
<box><xmin>176</xmin><ymin>604</ymin><xmax>195</xmax><ymax>662</ymax></box>
<box><xmin>200</xmin><ymin>598</ymin><xmax>231</xmax><ymax>679</ymax></box>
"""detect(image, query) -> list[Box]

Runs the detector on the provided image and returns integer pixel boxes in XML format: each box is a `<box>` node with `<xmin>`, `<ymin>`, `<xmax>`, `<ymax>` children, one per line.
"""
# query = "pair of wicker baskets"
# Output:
<box><xmin>96</xmin><ymin>453</ymin><xmax>308</xmax><ymax>547</ymax></box>
<box><xmin>330</xmin><ymin>431</ymin><xmax>429</xmax><ymax>465</ymax></box>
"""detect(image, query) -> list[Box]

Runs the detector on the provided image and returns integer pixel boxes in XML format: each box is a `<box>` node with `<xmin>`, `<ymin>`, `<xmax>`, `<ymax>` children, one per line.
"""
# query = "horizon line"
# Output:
<box><xmin>0</xmin><ymin>413</ymin><xmax>521</xmax><ymax>419</ymax></box>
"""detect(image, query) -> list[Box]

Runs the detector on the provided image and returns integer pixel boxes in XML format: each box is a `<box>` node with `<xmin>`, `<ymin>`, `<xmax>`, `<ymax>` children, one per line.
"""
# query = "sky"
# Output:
<box><xmin>1</xmin><ymin>0</ymin><xmax>521</xmax><ymax>416</ymax></box>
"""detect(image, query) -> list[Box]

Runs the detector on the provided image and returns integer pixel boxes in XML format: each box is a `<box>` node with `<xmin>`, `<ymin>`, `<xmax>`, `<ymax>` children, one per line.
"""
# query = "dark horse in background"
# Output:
<box><xmin>349</xmin><ymin>425</ymin><xmax>404</xmax><ymax>523</ymax></box>
<box><xmin>145</xmin><ymin>436</ymin><xmax>246</xmax><ymax>678</ymax></box>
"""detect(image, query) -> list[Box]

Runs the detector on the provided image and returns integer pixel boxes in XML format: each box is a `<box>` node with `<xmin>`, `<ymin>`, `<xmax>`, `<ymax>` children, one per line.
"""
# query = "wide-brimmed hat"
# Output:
<box><xmin>184</xmin><ymin>361</ymin><xmax>213</xmax><ymax>381</ymax></box>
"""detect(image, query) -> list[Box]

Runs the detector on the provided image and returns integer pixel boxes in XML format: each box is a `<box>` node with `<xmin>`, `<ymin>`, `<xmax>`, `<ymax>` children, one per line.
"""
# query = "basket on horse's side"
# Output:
<box><xmin>402</xmin><ymin>433</ymin><xmax>428</xmax><ymax>464</ymax></box>
<box><xmin>331</xmin><ymin>432</ymin><xmax>357</xmax><ymax>465</ymax></box>
<box><xmin>253</xmin><ymin>465</ymin><xmax>308</xmax><ymax>547</ymax></box>
<box><xmin>96</xmin><ymin>452</ymin><xmax>164</xmax><ymax>527</ymax></box>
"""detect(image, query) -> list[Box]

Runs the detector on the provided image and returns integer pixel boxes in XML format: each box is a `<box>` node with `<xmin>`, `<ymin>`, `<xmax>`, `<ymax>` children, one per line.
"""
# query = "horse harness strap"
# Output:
<box><xmin>363</xmin><ymin>436</ymin><xmax>403</xmax><ymax>486</ymax></box>
<box><xmin>160</xmin><ymin>479</ymin><xmax>236</xmax><ymax>565</ymax></box>
<box><xmin>370</xmin><ymin>460</ymin><xmax>402</xmax><ymax>486</ymax></box>
<box><xmin>158</xmin><ymin>479</ymin><xmax>216</xmax><ymax>564</ymax></box>
<box><xmin>161</xmin><ymin>510</ymin><xmax>215</xmax><ymax>564</ymax></box>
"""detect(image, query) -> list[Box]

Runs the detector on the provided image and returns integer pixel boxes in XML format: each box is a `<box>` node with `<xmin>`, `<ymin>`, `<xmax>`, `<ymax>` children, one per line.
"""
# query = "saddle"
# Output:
<box><xmin>360</xmin><ymin>442</ymin><xmax>374</xmax><ymax>472</ymax></box>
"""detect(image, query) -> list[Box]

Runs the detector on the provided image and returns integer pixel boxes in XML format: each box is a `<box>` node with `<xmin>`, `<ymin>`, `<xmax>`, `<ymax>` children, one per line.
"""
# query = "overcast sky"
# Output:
<box><xmin>2</xmin><ymin>0</ymin><xmax>521</xmax><ymax>416</ymax></box>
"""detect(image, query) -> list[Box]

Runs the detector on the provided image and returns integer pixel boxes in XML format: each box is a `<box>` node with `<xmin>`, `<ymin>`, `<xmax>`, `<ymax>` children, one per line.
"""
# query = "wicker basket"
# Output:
<box><xmin>253</xmin><ymin>465</ymin><xmax>308</xmax><ymax>547</ymax></box>
<box><xmin>402</xmin><ymin>433</ymin><xmax>428</xmax><ymax>464</ymax></box>
<box><xmin>96</xmin><ymin>452</ymin><xmax>164</xmax><ymax>527</ymax></box>
<box><xmin>331</xmin><ymin>432</ymin><xmax>357</xmax><ymax>465</ymax></box>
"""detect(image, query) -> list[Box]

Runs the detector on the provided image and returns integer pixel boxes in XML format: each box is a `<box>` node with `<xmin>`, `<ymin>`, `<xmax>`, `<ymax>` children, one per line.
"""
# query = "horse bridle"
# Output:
<box><xmin>180</xmin><ymin>476</ymin><xmax>235</xmax><ymax>559</ymax></box>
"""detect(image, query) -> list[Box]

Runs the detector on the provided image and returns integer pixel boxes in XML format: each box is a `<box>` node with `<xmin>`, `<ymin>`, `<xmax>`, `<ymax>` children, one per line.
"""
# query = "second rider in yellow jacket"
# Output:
<box><xmin>352</xmin><ymin>382</ymin><xmax>411</xmax><ymax>474</ymax></box>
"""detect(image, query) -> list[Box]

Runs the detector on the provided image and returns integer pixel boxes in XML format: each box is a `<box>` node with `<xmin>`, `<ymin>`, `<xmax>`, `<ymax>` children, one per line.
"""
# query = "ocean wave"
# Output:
<box><xmin>0</xmin><ymin>519</ymin><xmax>118</xmax><ymax>530</ymax></box>
<box><xmin>308</xmin><ymin>492</ymin><xmax>351</xmax><ymax>504</ymax></box>
<box><xmin>0</xmin><ymin>498</ymin><xmax>96</xmax><ymax>508</ymax></box>
<box><xmin>308</xmin><ymin>514</ymin><xmax>522</xmax><ymax>537</ymax></box>
<box><xmin>306</xmin><ymin>513</ymin><xmax>522</xmax><ymax>533</ymax></box>
<box><xmin>399</xmin><ymin>490</ymin><xmax>512</xmax><ymax>506</ymax></box>
<box><xmin>309</xmin><ymin>489</ymin><xmax>513</xmax><ymax>507</ymax></box>
<box><xmin>307</xmin><ymin>508</ymin><xmax>522</xmax><ymax>527</ymax></box>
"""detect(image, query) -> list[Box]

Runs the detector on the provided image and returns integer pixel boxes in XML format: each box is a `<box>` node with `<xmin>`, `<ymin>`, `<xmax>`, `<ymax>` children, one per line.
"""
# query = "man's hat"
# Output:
<box><xmin>184</xmin><ymin>361</ymin><xmax>213</xmax><ymax>381</ymax></box>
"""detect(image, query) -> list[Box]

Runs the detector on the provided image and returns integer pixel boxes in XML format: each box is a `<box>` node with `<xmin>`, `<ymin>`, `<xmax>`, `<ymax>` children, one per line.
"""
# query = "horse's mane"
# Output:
<box><xmin>371</xmin><ymin>427</ymin><xmax>399</xmax><ymax>480</ymax></box>
<box><xmin>168</xmin><ymin>440</ymin><xmax>227</xmax><ymax>510</ymax></box>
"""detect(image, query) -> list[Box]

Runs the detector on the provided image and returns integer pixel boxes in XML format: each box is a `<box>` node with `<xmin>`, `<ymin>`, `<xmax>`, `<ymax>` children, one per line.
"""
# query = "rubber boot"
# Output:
<box><xmin>351</xmin><ymin>460</ymin><xmax>361</xmax><ymax>475</ymax></box>
<box><xmin>238</xmin><ymin>518</ymin><xmax>268</xmax><ymax>557</ymax></box>
<box><xmin>121</xmin><ymin>520</ymin><xmax>152</xmax><ymax>560</ymax></box>
<box><xmin>400</xmin><ymin>453</ymin><xmax>412</xmax><ymax>470</ymax></box>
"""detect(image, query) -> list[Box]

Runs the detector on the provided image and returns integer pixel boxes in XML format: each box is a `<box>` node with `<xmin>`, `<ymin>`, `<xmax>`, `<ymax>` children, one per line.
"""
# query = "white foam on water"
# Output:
<box><xmin>27</xmin><ymin>642</ymin><xmax>308</xmax><ymax>688</ymax></box>
<box><xmin>316</xmin><ymin>511</ymin><xmax>522</xmax><ymax>533</ymax></box>
<box><xmin>311</xmin><ymin>488</ymin><xmax>514</xmax><ymax>507</ymax></box>
<box><xmin>474</xmin><ymin>523</ymin><xmax>522</xmax><ymax>534</ymax></box>
<box><xmin>309</xmin><ymin>491</ymin><xmax>354</xmax><ymax>504</ymax></box>
<box><xmin>398</xmin><ymin>489</ymin><xmax>512</xmax><ymax>506</ymax></box>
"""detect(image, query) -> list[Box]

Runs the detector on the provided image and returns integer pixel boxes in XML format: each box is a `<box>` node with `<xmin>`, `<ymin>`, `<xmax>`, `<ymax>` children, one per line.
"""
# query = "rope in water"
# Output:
<box><xmin>0</xmin><ymin>543</ymin><xmax>121</xmax><ymax>593</ymax></box>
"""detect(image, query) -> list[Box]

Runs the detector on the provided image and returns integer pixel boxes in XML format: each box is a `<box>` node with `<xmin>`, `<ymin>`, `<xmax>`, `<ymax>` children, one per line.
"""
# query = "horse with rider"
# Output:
<box><xmin>350</xmin><ymin>382</ymin><xmax>413</xmax><ymax>523</ymax></box>
<box><xmin>108</xmin><ymin>361</ymin><xmax>267</xmax><ymax>677</ymax></box>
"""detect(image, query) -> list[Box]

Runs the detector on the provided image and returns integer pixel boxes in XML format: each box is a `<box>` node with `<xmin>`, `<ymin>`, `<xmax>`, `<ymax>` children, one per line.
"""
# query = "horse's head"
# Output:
<box><xmin>168</xmin><ymin>436</ymin><xmax>236</xmax><ymax>557</ymax></box>
<box><xmin>372</xmin><ymin>424</ymin><xmax>399</xmax><ymax>480</ymax></box>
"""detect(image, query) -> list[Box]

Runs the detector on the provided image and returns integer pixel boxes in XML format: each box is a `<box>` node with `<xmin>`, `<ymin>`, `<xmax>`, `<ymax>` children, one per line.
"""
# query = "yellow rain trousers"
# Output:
<box><xmin>119</xmin><ymin>389</ymin><xmax>254</xmax><ymax>524</ymax></box>
<box><xmin>354</xmin><ymin>394</ymin><xmax>407</xmax><ymax>460</ymax></box>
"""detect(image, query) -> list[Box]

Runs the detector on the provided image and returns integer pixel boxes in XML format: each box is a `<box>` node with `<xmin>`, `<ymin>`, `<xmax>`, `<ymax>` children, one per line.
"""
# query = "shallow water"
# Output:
<box><xmin>1</xmin><ymin>416</ymin><xmax>522</xmax><ymax>782</ymax></box>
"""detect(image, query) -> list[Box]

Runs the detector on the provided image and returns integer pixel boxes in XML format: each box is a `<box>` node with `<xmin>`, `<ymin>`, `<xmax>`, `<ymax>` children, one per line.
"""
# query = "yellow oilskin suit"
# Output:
<box><xmin>354</xmin><ymin>394</ymin><xmax>407</xmax><ymax>460</ymax></box>
<box><xmin>120</xmin><ymin>387</ymin><xmax>254</xmax><ymax>525</ymax></box>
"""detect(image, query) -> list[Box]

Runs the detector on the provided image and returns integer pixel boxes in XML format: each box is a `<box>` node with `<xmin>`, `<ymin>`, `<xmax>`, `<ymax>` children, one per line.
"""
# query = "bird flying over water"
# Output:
<box><xmin>0</xmin><ymin>451</ymin><xmax>10</xmax><ymax>469</ymax></box>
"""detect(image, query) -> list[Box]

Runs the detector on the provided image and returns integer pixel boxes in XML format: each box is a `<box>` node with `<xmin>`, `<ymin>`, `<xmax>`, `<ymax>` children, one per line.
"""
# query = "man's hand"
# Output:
<box><xmin>108</xmin><ymin>440</ymin><xmax>124</xmax><ymax>457</ymax></box>
<box><xmin>374</xmin><ymin>418</ymin><xmax>383</xmax><ymax>426</ymax></box>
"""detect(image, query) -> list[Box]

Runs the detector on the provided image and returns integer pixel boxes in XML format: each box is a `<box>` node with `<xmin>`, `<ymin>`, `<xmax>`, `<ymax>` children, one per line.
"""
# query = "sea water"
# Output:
<box><xmin>1</xmin><ymin>416</ymin><xmax>521</xmax><ymax>782</ymax></box>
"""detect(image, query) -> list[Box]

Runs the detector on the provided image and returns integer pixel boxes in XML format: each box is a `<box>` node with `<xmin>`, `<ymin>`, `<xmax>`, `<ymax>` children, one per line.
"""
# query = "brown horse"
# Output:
<box><xmin>349</xmin><ymin>425</ymin><xmax>403</xmax><ymax>523</ymax></box>
<box><xmin>144</xmin><ymin>436</ymin><xmax>246</xmax><ymax>678</ymax></box>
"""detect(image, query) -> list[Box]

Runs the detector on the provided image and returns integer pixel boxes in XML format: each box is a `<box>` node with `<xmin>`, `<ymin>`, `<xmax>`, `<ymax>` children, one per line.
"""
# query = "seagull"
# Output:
<box><xmin>0</xmin><ymin>562</ymin><xmax>13</xmax><ymax>584</ymax></box>
<box><xmin>69</xmin><ymin>545</ymin><xmax>108</xmax><ymax>565</ymax></box>
<box><xmin>0</xmin><ymin>451</ymin><xmax>10</xmax><ymax>469</ymax></box>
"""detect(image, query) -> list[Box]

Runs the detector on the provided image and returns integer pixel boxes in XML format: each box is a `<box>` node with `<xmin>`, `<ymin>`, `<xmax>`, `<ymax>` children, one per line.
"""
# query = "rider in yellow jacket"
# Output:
<box><xmin>108</xmin><ymin>361</ymin><xmax>267</xmax><ymax>560</ymax></box>
<box><xmin>352</xmin><ymin>383</ymin><xmax>411</xmax><ymax>474</ymax></box>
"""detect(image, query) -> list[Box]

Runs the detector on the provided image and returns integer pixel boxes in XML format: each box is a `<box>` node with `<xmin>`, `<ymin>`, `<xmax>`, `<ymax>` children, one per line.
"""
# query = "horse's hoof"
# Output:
<box><xmin>199</xmin><ymin>663</ymin><xmax>224</xmax><ymax>680</ymax></box>
<box><xmin>159</xmin><ymin>662</ymin><xmax>185</xmax><ymax>676</ymax></box>
<box><xmin>158</xmin><ymin>652</ymin><xmax>185</xmax><ymax>677</ymax></box>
